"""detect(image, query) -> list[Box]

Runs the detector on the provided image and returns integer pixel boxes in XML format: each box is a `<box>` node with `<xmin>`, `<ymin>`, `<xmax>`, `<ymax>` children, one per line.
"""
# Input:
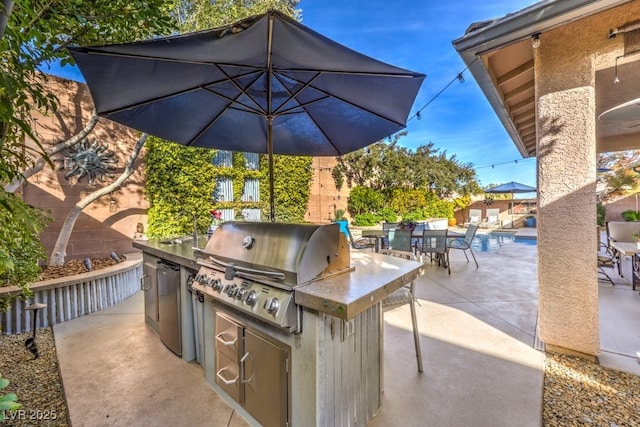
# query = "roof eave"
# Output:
<box><xmin>453</xmin><ymin>0</ymin><xmax>633</xmax><ymax>158</ymax></box>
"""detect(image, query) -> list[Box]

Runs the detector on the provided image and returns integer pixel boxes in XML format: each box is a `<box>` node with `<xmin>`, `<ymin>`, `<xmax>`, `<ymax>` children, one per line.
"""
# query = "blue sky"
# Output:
<box><xmin>43</xmin><ymin>0</ymin><xmax>537</xmax><ymax>189</ymax></box>
<box><xmin>298</xmin><ymin>0</ymin><xmax>537</xmax><ymax>189</ymax></box>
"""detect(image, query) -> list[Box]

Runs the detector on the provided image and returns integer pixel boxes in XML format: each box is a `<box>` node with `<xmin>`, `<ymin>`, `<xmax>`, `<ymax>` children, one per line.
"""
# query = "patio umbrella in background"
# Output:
<box><xmin>69</xmin><ymin>10</ymin><xmax>425</xmax><ymax>221</ymax></box>
<box><xmin>486</xmin><ymin>181</ymin><xmax>537</xmax><ymax>228</ymax></box>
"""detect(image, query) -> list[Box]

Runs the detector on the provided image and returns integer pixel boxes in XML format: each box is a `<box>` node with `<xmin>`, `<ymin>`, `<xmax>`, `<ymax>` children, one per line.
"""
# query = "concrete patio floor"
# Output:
<box><xmin>52</xmin><ymin>228</ymin><xmax>640</xmax><ymax>426</ymax></box>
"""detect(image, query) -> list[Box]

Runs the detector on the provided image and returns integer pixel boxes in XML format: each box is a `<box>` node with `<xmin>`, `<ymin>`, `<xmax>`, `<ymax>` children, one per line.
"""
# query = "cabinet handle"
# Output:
<box><xmin>215</xmin><ymin>332</ymin><xmax>237</xmax><ymax>347</ymax></box>
<box><xmin>140</xmin><ymin>274</ymin><xmax>151</xmax><ymax>291</ymax></box>
<box><xmin>241</xmin><ymin>351</ymin><xmax>255</xmax><ymax>384</ymax></box>
<box><xmin>216</xmin><ymin>368</ymin><xmax>239</xmax><ymax>385</ymax></box>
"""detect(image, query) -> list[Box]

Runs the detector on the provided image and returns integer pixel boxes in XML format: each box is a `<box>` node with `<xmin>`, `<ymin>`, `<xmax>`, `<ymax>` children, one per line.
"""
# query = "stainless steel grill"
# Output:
<box><xmin>192</xmin><ymin>221</ymin><xmax>350</xmax><ymax>332</ymax></box>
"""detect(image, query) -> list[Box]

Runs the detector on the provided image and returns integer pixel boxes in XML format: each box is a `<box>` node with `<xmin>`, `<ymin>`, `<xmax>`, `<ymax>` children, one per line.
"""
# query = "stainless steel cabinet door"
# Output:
<box><xmin>243</xmin><ymin>329</ymin><xmax>289</xmax><ymax>427</ymax></box>
<box><xmin>142</xmin><ymin>260</ymin><xmax>159</xmax><ymax>332</ymax></box>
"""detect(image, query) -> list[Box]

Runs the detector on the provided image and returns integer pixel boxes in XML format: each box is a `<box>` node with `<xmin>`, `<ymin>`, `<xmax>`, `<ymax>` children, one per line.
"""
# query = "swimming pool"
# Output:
<box><xmin>471</xmin><ymin>232</ymin><xmax>537</xmax><ymax>252</ymax></box>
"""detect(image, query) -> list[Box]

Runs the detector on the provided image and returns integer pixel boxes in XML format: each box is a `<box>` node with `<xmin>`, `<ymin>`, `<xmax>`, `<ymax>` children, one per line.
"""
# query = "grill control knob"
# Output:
<box><xmin>235</xmin><ymin>288</ymin><xmax>246</xmax><ymax>300</ymax></box>
<box><xmin>244</xmin><ymin>290</ymin><xmax>257</xmax><ymax>306</ymax></box>
<box><xmin>212</xmin><ymin>279</ymin><xmax>223</xmax><ymax>292</ymax></box>
<box><xmin>264</xmin><ymin>297</ymin><xmax>279</xmax><ymax>314</ymax></box>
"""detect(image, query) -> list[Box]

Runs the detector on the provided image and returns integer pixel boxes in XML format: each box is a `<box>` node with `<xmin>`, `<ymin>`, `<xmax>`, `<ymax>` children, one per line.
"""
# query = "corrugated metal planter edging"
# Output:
<box><xmin>0</xmin><ymin>255</ymin><xmax>143</xmax><ymax>335</ymax></box>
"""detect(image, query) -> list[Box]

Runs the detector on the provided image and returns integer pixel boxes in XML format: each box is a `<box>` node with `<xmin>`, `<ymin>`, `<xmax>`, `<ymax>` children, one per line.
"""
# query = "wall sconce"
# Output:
<box><xmin>532</xmin><ymin>33</ymin><xmax>541</xmax><ymax>49</ymax></box>
<box><xmin>109</xmin><ymin>199</ymin><xmax>117</xmax><ymax>212</ymax></box>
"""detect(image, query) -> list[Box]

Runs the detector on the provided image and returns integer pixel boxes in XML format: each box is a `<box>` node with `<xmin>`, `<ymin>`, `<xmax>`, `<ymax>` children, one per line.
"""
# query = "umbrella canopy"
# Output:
<box><xmin>486</xmin><ymin>181</ymin><xmax>536</xmax><ymax>195</ymax></box>
<box><xmin>486</xmin><ymin>181</ymin><xmax>536</xmax><ymax>228</ymax></box>
<box><xmin>69</xmin><ymin>10</ymin><xmax>425</xmax><ymax>220</ymax></box>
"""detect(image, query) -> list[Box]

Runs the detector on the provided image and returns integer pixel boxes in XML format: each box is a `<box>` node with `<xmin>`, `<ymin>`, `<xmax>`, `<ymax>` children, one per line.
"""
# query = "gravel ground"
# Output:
<box><xmin>544</xmin><ymin>353</ymin><xmax>640</xmax><ymax>426</ymax></box>
<box><xmin>0</xmin><ymin>329</ymin><xmax>68</xmax><ymax>426</ymax></box>
<box><xmin>1</xmin><ymin>329</ymin><xmax>639</xmax><ymax>426</ymax></box>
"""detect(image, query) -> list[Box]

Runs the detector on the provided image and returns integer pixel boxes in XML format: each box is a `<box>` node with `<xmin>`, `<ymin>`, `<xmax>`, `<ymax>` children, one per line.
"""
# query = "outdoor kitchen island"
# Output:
<box><xmin>133</xmin><ymin>222</ymin><xmax>423</xmax><ymax>427</ymax></box>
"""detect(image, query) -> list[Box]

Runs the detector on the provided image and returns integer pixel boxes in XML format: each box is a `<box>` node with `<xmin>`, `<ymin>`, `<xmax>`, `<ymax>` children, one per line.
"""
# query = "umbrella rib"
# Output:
<box><xmin>100</xmin><ymin>68</ymin><xmax>266</xmax><ymax>117</ymax></box>
<box><xmin>272</xmin><ymin>70</ymin><xmax>407</xmax><ymax>128</ymax></box>
<box><xmin>188</xmin><ymin>73</ymin><xmax>269</xmax><ymax>147</ymax></box>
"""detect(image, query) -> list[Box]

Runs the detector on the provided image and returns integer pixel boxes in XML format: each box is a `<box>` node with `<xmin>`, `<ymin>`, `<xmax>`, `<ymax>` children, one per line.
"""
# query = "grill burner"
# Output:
<box><xmin>192</xmin><ymin>222</ymin><xmax>350</xmax><ymax>332</ymax></box>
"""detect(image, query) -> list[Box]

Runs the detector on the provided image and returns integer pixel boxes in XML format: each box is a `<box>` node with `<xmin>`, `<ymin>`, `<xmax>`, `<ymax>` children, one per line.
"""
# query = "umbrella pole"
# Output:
<box><xmin>511</xmin><ymin>192</ymin><xmax>514</xmax><ymax>228</ymax></box>
<box><xmin>268</xmin><ymin>117</ymin><xmax>275</xmax><ymax>222</ymax></box>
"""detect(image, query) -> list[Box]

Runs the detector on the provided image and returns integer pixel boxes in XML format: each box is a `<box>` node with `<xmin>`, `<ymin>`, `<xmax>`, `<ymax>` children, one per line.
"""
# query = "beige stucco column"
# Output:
<box><xmin>535</xmin><ymin>32</ymin><xmax>599</xmax><ymax>357</ymax></box>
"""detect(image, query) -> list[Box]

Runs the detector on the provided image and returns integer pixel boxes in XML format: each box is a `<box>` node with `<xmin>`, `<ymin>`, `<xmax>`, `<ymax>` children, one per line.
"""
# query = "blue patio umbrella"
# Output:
<box><xmin>68</xmin><ymin>10</ymin><xmax>425</xmax><ymax>221</ymax></box>
<box><xmin>486</xmin><ymin>181</ymin><xmax>536</xmax><ymax>227</ymax></box>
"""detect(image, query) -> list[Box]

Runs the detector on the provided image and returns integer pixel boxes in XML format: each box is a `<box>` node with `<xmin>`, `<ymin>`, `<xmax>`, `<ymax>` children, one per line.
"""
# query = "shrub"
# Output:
<box><xmin>353</xmin><ymin>213</ymin><xmax>381</xmax><ymax>226</ymax></box>
<box><xmin>621</xmin><ymin>209</ymin><xmax>640</xmax><ymax>222</ymax></box>
<box><xmin>0</xmin><ymin>191</ymin><xmax>50</xmax><ymax>313</ymax></box>
<box><xmin>597</xmin><ymin>202</ymin><xmax>606</xmax><ymax>227</ymax></box>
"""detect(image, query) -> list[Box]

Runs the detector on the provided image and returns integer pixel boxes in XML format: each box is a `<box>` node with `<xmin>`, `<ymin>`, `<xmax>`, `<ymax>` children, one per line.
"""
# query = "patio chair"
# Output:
<box><xmin>345</xmin><ymin>225</ymin><xmax>376</xmax><ymax>251</ymax></box>
<box><xmin>482</xmin><ymin>208</ymin><xmax>501</xmax><ymax>228</ymax></box>
<box><xmin>447</xmin><ymin>224</ymin><xmax>479</xmax><ymax>274</ymax></box>
<box><xmin>381</xmin><ymin>222</ymin><xmax>400</xmax><ymax>249</ymax></box>
<box><xmin>388</xmin><ymin>229</ymin><xmax>413</xmax><ymax>252</ymax></box>
<box><xmin>597</xmin><ymin>242</ymin><xmax>617</xmax><ymax>286</ymax></box>
<box><xmin>464</xmin><ymin>209</ymin><xmax>482</xmax><ymax>227</ymax></box>
<box><xmin>419</xmin><ymin>229</ymin><xmax>449</xmax><ymax>270</ymax></box>
<box><xmin>379</xmin><ymin>249</ymin><xmax>423</xmax><ymax>373</ymax></box>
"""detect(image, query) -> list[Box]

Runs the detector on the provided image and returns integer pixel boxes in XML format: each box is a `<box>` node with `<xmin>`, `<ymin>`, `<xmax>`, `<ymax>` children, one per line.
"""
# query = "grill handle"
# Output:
<box><xmin>216</xmin><ymin>368</ymin><xmax>239</xmax><ymax>385</ymax></box>
<box><xmin>215</xmin><ymin>332</ymin><xmax>237</xmax><ymax>347</ymax></box>
<box><xmin>241</xmin><ymin>351</ymin><xmax>255</xmax><ymax>384</ymax></box>
<box><xmin>208</xmin><ymin>256</ymin><xmax>286</xmax><ymax>281</ymax></box>
<box><xmin>140</xmin><ymin>274</ymin><xmax>151</xmax><ymax>291</ymax></box>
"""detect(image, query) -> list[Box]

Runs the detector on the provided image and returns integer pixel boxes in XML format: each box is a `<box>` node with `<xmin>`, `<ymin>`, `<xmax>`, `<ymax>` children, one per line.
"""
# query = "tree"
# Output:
<box><xmin>49</xmin><ymin>134</ymin><xmax>148</xmax><ymax>266</ymax></box>
<box><xmin>1</xmin><ymin>2</ymin><xmax>175</xmax><ymax>283</ymax></box>
<box><xmin>333</xmin><ymin>136</ymin><xmax>481</xmax><ymax>197</ymax></box>
<box><xmin>597</xmin><ymin>150</ymin><xmax>640</xmax><ymax>203</ymax></box>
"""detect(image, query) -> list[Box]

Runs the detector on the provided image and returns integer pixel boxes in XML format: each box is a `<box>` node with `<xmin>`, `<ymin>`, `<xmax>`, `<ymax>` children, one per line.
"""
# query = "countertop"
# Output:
<box><xmin>132</xmin><ymin>238</ymin><xmax>424</xmax><ymax>320</ymax></box>
<box><xmin>132</xmin><ymin>237</ymin><xmax>208</xmax><ymax>271</ymax></box>
<box><xmin>294</xmin><ymin>251</ymin><xmax>423</xmax><ymax>320</ymax></box>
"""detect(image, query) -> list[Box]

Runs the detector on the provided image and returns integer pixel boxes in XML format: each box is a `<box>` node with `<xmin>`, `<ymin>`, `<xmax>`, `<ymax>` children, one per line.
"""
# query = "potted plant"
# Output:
<box><xmin>633</xmin><ymin>233</ymin><xmax>640</xmax><ymax>249</ymax></box>
<box><xmin>399</xmin><ymin>219</ymin><xmax>417</xmax><ymax>231</ymax></box>
<box><xmin>524</xmin><ymin>215</ymin><xmax>536</xmax><ymax>227</ymax></box>
<box><xmin>333</xmin><ymin>209</ymin><xmax>346</xmax><ymax>221</ymax></box>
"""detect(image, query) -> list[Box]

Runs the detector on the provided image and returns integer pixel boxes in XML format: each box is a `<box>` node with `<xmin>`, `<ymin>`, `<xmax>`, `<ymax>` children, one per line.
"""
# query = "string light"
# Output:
<box><xmin>475</xmin><ymin>157</ymin><xmax>535</xmax><ymax>170</ymax></box>
<box><xmin>407</xmin><ymin>57</ymin><xmax>479</xmax><ymax>123</ymax></box>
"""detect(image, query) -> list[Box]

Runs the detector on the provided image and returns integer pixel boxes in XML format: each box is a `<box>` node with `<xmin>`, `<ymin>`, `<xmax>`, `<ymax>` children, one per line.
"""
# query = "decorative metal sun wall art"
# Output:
<box><xmin>57</xmin><ymin>139</ymin><xmax>118</xmax><ymax>185</ymax></box>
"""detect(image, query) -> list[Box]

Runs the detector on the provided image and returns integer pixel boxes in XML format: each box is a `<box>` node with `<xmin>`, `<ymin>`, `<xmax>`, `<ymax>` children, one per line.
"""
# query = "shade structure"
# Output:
<box><xmin>486</xmin><ymin>181</ymin><xmax>536</xmax><ymax>228</ymax></box>
<box><xmin>69</xmin><ymin>10</ymin><xmax>425</xmax><ymax>221</ymax></box>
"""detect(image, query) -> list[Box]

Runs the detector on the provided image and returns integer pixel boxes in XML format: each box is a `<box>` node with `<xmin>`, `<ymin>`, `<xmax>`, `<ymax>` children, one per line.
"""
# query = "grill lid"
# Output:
<box><xmin>202</xmin><ymin>222</ymin><xmax>348</xmax><ymax>285</ymax></box>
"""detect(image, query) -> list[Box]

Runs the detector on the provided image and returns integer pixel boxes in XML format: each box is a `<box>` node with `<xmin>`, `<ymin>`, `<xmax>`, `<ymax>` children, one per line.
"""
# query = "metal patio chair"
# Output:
<box><xmin>346</xmin><ymin>225</ymin><xmax>376</xmax><ymax>251</ymax></box>
<box><xmin>597</xmin><ymin>242</ymin><xmax>617</xmax><ymax>286</ymax></box>
<box><xmin>419</xmin><ymin>229</ymin><xmax>449</xmax><ymax>270</ymax></box>
<box><xmin>447</xmin><ymin>224</ymin><xmax>479</xmax><ymax>274</ymax></box>
<box><xmin>388</xmin><ymin>229</ymin><xmax>414</xmax><ymax>252</ymax></box>
<box><xmin>379</xmin><ymin>249</ymin><xmax>423</xmax><ymax>373</ymax></box>
<box><xmin>381</xmin><ymin>221</ymin><xmax>400</xmax><ymax>249</ymax></box>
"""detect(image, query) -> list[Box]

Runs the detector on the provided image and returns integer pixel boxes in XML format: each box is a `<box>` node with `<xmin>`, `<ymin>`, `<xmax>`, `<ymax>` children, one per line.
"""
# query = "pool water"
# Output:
<box><xmin>471</xmin><ymin>232</ymin><xmax>537</xmax><ymax>252</ymax></box>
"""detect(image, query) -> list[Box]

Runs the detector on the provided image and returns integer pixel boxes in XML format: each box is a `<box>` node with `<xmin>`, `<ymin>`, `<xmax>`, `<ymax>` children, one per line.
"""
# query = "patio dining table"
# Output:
<box><xmin>608</xmin><ymin>241</ymin><xmax>640</xmax><ymax>291</ymax></box>
<box><xmin>361</xmin><ymin>229</ymin><xmax>423</xmax><ymax>253</ymax></box>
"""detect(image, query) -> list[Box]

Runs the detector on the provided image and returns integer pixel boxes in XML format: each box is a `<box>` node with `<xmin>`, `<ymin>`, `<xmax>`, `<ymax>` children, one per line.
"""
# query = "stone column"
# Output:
<box><xmin>535</xmin><ymin>32</ymin><xmax>599</xmax><ymax>357</ymax></box>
